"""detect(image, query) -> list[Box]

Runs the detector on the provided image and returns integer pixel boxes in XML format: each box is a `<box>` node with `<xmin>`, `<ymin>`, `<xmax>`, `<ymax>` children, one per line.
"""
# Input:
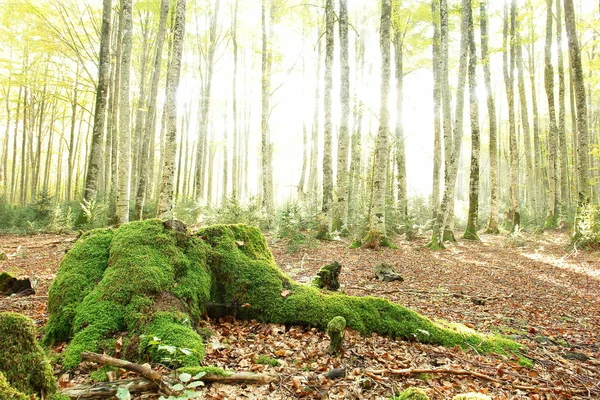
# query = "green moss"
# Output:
<box><xmin>393</xmin><ymin>387</ymin><xmax>429</xmax><ymax>400</ymax></box>
<box><xmin>48</xmin><ymin>394</ymin><xmax>72</xmax><ymax>400</ymax></box>
<box><xmin>327</xmin><ymin>316</ymin><xmax>346</xmax><ymax>354</ymax></box>
<box><xmin>518</xmin><ymin>356</ymin><xmax>533</xmax><ymax>368</ymax></box>
<box><xmin>349</xmin><ymin>239</ymin><xmax>361</xmax><ymax>249</ymax></box>
<box><xmin>256</xmin><ymin>355</ymin><xmax>281</xmax><ymax>366</ymax></box>
<box><xmin>0</xmin><ymin>312</ymin><xmax>57</xmax><ymax>398</ymax></box>
<box><xmin>361</xmin><ymin>229</ymin><xmax>396</xmax><ymax>249</ymax></box>
<box><xmin>90</xmin><ymin>366</ymin><xmax>118</xmax><ymax>382</ymax></box>
<box><xmin>0</xmin><ymin>272</ymin><xmax>15</xmax><ymax>294</ymax></box>
<box><xmin>44</xmin><ymin>228</ymin><xmax>114</xmax><ymax>345</ymax></box>
<box><xmin>140</xmin><ymin>312</ymin><xmax>204</xmax><ymax>367</ymax></box>
<box><xmin>0</xmin><ymin>372</ymin><xmax>28</xmax><ymax>400</ymax></box>
<box><xmin>177</xmin><ymin>366</ymin><xmax>231</xmax><ymax>377</ymax></box>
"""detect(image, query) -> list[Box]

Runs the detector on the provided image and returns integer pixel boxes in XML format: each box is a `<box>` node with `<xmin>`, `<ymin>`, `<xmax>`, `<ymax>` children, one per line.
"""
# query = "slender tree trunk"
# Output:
<box><xmin>515</xmin><ymin>23</ymin><xmax>533</xmax><ymax>211</ymax></box>
<box><xmin>157</xmin><ymin>0</ymin><xmax>186</xmax><ymax>219</ymax></box>
<box><xmin>194</xmin><ymin>0</ymin><xmax>220</xmax><ymax>203</ymax></box>
<box><xmin>544</xmin><ymin>0</ymin><xmax>559</xmax><ymax>228</ymax></box>
<box><xmin>369</xmin><ymin>0</ymin><xmax>392</xmax><ymax>241</ymax></box>
<box><xmin>348</xmin><ymin>35</ymin><xmax>364</xmax><ymax>225</ymax></box>
<box><xmin>82</xmin><ymin>0</ymin><xmax>112</xmax><ymax>219</ymax></box>
<box><xmin>394</xmin><ymin>31</ymin><xmax>407</xmax><ymax>221</ymax></box>
<box><xmin>431</xmin><ymin>0</ymin><xmax>442</xmax><ymax>219</ymax></box>
<box><xmin>1</xmin><ymin>82</ymin><xmax>10</xmax><ymax>198</ymax></box>
<box><xmin>222</xmin><ymin>107</ymin><xmax>229</xmax><ymax>202</ymax></box>
<box><xmin>67</xmin><ymin>73</ymin><xmax>78</xmax><ymax>203</ymax></box>
<box><xmin>134</xmin><ymin>0</ymin><xmax>169</xmax><ymax>220</ymax></box>
<box><xmin>556</xmin><ymin>0</ymin><xmax>570</xmax><ymax>215</ymax></box>
<box><xmin>11</xmin><ymin>86</ymin><xmax>22</xmax><ymax>204</ymax></box>
<box><xmin>506</xmin><ymin>0</ymin><xmax>520</xmax><ymax>231</ymax></box>
<box><xmin>428</xmin><ymin>0</ymin><xmax>469</xmax><ymax>249</ymax></box>
<box><xmin>308</xmin><ymin>35</ymin><xmax>322</xmax><ymax>196</ymax></box>
<box><xmin>260</xmin><ymin>0</ymin><xmax>274</xmax><ymax>223</ymax></box>
<box><xmin>563</xmin><ymin>0</ymin><xmax>591</xmax><ymax>235</ymax></box>
<box><xmin>322</xmin><ymin>0</ymin><xmax>334</xmax><ymax>229</ymax></box>
<box><xmin>115</xmin><ymin>0</ymin><xmax>134</xmax><ymax>225</ymax></box>
<box><xmin>20</xmin><ymin>85</ymin><xmax>28</xmax><ymax>206</ymax></box>
<box><xmin>110</xmin><ymin>4</ymin><xmax>125</xmax><ymax>219</ymax></box>
<box><xmin>464</xmin><ymin>2</ymin><xmax>480</xmax><ymax>241</ymax></box>
<box><xmin>333</xmin><ymin>0</ymin><xmax>350</xmax><ymax>233</ymax></box>
<box><xmin>480</xmin><ymin>0</ymin><xmax>499</xmax><ymax>234</ymax></box>
<box><xmin>231</xmin><ymin>0</ymin><xmax>239</xmax><ymax>200</ymax></box>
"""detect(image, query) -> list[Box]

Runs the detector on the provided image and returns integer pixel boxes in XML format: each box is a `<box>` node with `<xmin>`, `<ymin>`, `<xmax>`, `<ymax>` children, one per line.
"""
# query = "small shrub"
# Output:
<box><xmin>255</xmin><ymin>354</ymin><xmax>280</xmax><ymax>366</ymax></box>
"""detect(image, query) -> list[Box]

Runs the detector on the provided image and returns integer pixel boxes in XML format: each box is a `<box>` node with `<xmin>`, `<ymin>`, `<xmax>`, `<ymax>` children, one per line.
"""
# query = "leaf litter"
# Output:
<box><xmin>0</xmin><ymin>230</ymin><xmax>599</xmax><ymax>399</ymax></box>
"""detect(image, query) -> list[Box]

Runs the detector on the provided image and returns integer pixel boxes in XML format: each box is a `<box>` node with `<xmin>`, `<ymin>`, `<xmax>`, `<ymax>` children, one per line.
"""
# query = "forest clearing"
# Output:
<box><xmin>0</xmin><ymin>227</ymin><xmax>598</xmax><ymax>399</ymax></box>
<box><xmin>1</xmin><ymin>0</ymin><xmax>600</xmax><ymax>398</ymax></box>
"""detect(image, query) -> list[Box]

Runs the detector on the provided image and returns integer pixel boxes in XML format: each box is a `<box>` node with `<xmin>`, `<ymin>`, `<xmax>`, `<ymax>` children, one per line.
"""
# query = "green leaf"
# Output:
<box><xmin>116</xmin><ymin>387</ymin><xmax>131</xmax><ymax>400</ymax></box>
<box><xmin>192</xmin><ymin>371</ymin><xmax>206</xmax><ymax>380</ymax></box>
<box><xmin>172</xmin><ymin>383</ymin><xmax>185</xmax><ymax>391</ymax></box>
<box><xmin>158</xmin><ymin>344</ymin><xmax>176</xmax><ymax>354</ymax></box>
<box><xmin>179</xmin><ymin>372</ymin><xmax>192</xmax><ymax>383</ymax></box>
<box><xmin>179</xmin><ymin>348</ymin><xmax>192</xmax><ymax>356</ymax></box>
<box><xmin>187</xmin><ymin>381</ymin><xmax>204</xmax><ymax>388</ymax></box>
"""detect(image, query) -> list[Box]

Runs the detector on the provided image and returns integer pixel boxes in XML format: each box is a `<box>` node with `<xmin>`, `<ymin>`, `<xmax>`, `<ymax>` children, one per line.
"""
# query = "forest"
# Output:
<box><xmin>0</xmin><ymin>0</ymin><xmax>599</xmax><ymax>399</ymax></box>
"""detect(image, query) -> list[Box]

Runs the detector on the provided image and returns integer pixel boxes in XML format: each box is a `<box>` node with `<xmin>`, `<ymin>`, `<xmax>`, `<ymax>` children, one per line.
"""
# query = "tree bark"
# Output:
<box><xmin>394</xmin><ymin>28</ymin><xmax>407</xmax><ymax>221</ymax></box>
<box><xmin>134</xmin><ymin>0</ymin><xmax>170</xmax><ymax>220</ymax></box>
<box><xmin>431</xmin><ymin>0</ymin><xmax>442</xmax><ymax>219</ymax></box>
<box><xmin>544</xmin><ymin>0</ymin><xmax>559</xmax><ymax>228</ymax></box>
<box><xmin>81</xmin><ymin>0</ymin><xmax>112</xmax><ymax>217</ymax></box>
<box><xmin>463</xmin><ymin>1</ymin><xmax>480</xmax><ymax>241</ymax></box>
<box><xmin>232</xmin><ymin>0</ymin><xmax>240</xmax><ymax>199</ymax></box>
<box><xmin>506</xmin><ymin>0</ymin><xmax>520</xmax><ymax>231</ymax></box>
<box><xmin>322</xmin><ymin>0</ymin><xmax>334</xmax><ymax>229</ymax></box>
<box><xmin>481</xmin><ymin>0</ymin><xmax>499</xmax><ymax>234</ymax></box>
<box><xmin>157</xmin><ymin>0</ymin><xmax>187</xmax><ymax>219</ymax></box>
<box><xmin>370</xmin><ymin>0</ymin><xmax>392</xmax><ymax>240</ymax></box>
<box><xmin>333</xmin><ymin>0</ymin><xmax>350</xmax><ymax>233</ymax></box>
<box><xmin>261</xmin><ymin>0</ymin><xmax>274</xmax><ymax>224</ymax></box>
<box><xmin>556</xmin><ymin>0</ymin><xmax>570</xmax><ymax>214</ymax></box>
<box><xmin>563</xmin><ymin>0</ymin><xmax>590</xmax><ymax>214</ymax></box>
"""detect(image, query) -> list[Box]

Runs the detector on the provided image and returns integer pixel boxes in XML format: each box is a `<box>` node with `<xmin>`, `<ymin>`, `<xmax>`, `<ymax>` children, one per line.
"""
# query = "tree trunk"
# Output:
<box><xmin>563</xmin><ymin>0</ymin><xmax>591</xmax><ymax>235</ymax></box>
<box><xmin>134</xmin><ymin>0</ymin><xmax>169</xmax><ymax>220</ymax></box>
<box><xmin>369</xmin><ymin>0</ymin><xmax>392</xmax><ymax>242</ymax></box>
<box><xmin>11</xmin><ymin>86</ymin><xmax>22</xmax><ymax>203</ymax></box>
<box><xmin>463</xmin><ymin>1</ymin><xmax>480</xmax><ymax>241</ymax></box>
<box><xmin>115</xmin><ymin>0</ymin><xmax>134</xmax><ymax>225</ymax></box>
<box><xmin>322</xmin><ymin>0</ymin><xmax>334</xmax><ymax>230</ymax></box>
<box><xmin>481</xmin><ymin>0</ymin><xmax>499</xmax><ymax>234</ymax></box>
<box><xmin>157</xmin><ymin>0</ymin><xmax>187</xmax><ymax>219</ymax></box>
<box><xmin>333</xmin><ymin>0</ymin><xmax>350</xmax><ymax>233</ymax></box>
<box><xmin>261</xmin><ymin>0</ymin><xmax>274</xmax><ymax>224</ymax></box>
<box><xmin>1</xmin><ymin>82</ymin><xmax>10</xmax><ymax>199</ymax></box>
<box><xmin>67</xmin><ymin>73</ymin><xmax>78</xmax><ymax>203</ymax></box>
<box><xmin>556</xmin><ymin>0</ymin><xmax>570</xmax><ymax>215</ymax></box>
<box><xmin>544</xmin><ymin>0</ymin><xmax>559</xmax><ymax>228</ymax></box>
<box><xmin>506</xmin><ymin>0</ymin><xmax>520</xmax><ymax>231</ymax></box>
<box><xmin>394</xmin><ymin>31</ymin><xmax>407</xmax><ymax>221</ymax></box>
<box><xmin>428</xmin><ymin>0</ymin><xmax>469</xmax><ymax>249</ymax></box>
<box><xmin>81</xmin><ymin>0</ymin><xmax>112</xmax><ymax>218</ymax></box>
<box><xmin>231</xmin><ymin>0</ymin><xmax>239</xmax><ymax>200</ymax></box>
<box><xmin>307</xmin><ymin>34</ymin><xmax>322</xmax><ymax>197</ymax></box>
<box><xmin>431</xmin><ymin>0</ymin><xmax>442</xmax><ymax>219</ymax></box>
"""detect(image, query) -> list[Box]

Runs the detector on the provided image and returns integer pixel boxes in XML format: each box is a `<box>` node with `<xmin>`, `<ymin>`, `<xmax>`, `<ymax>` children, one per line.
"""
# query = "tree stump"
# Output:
<box><xmin>311</xmin><ymin>261</ymin><xmax>342</xmax><ymax>291</ymax></box>
<box><xmin>326</xmin><ymin>316</ymin><xmax>346</xmax><ymax>354</ymax></box>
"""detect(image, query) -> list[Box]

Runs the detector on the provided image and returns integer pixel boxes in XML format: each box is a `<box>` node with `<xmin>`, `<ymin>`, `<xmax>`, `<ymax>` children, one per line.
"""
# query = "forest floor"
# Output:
<box><xmin>0</xmin><ymin>229</ymin><xmax>599</xmax><ymax>400</ymax></box>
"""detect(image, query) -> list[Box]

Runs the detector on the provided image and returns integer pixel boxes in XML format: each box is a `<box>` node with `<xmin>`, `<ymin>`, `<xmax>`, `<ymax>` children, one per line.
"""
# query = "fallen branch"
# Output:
<box><xmin>81</xmin><ymin>352</ymin><xmax>176</xmax><ymax>396</ymax></box>
<box><xmin>60</xmin><ymin>378</ymin><xmax>156</xmax><ymax>399</ymax></box>
<box><xmin>200</xmin><ymin>371</ymin><xmax>279</xmax><ymax>384</ymax></box>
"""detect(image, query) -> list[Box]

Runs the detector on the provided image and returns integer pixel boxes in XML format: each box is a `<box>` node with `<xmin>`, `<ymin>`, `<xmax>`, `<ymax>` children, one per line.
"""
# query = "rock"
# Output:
<box><xmin>374</xmin><ymin>263</ymin><xmax>404</xmax><ymax>282</ymax></box>
<box><xmin>163</xmin><ymin>219</ymin><xmax>187</xmax><ymax>233</ymax></box>
<box><xmin>0</xmin><ymin>273</ymin><xmax>35</xmax><ymax>296</ymax></box>
<box><xmin>324</xmin><ymin>368</ymin><xmax>345</xmax><ymax>380</ymax></box>
<box><xmin>311</xmin><ymin>261</ymin><xmax>342</xmax><ymax>291</ymax></box>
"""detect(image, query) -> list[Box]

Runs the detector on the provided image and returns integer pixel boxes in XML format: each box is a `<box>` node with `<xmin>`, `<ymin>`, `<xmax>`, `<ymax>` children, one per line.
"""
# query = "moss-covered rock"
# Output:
<box><xmin>0</xmin><ymin>312</ymin><xmax>57</xmax><ymax>398</ymax></box>
<box><xmin>393</xmin><ymin>387</ymin><xmax>429</xmax><ymax>400</ymax></box>
<box><xmin>0</xmin><ymin>372</ymin><xmax>28</xmax><ymax>400</ymax></box>
<box><xmin>47</xmin><ymin>220</ymin><xmax>522</xmax><ymax>370</ymax></box>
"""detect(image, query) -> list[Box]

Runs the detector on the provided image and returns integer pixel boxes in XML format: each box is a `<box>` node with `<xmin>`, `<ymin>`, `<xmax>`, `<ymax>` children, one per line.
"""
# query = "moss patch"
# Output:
<box><xmin>393</xmin><ymin>387</ymin><xmax>429</xmax><ymax>400</ymax></box>
<box><xmin>0</xmin><ymin>372</ymin><xmax>28</xmax><ymax>400</ymax></box>
<box><xmin>0</xmin><ymin>312</ymin><xmax>57</xmax><ymax>398</ymax></box>
<box><xmin>48</xmin><ymin>221</ymin><xmax>522</xmax><ymax>371</ymax></box>
<box><xmin>177</xmin><ymin>366</ymin><xmax>231</xmax><ymax>377</ymax></box>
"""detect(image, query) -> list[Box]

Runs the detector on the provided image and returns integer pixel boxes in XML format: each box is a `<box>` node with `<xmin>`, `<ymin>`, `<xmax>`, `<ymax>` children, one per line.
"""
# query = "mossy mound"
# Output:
<box><xmin>452</xmin><ymin>393</ymin><xmax>492</xmax><ymax>400</ymax></box>
<box><xmin>46</xmin><ymin>220</ymin><xmax>521</xmax><ymax>370</ymax></box>
<box><xmin>393</xmin><ymin>387</ymin><xmax>429</xmax><ymax>400</ymax></box>
<box><xmin>0</xmin><ymin>312</ymin><xmax>57</xmax><ymax>399</ymax></box>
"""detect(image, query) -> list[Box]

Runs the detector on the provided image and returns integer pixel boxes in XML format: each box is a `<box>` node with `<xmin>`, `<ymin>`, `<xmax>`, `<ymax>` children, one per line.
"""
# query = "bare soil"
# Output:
<box><xmin>1</xmin><ymin>230</ymin><xmax>598</xmax><ymax>399</ymax></box>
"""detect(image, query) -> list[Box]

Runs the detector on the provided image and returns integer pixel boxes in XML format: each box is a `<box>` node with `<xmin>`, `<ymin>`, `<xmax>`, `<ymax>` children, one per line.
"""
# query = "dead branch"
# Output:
<box><xmin>81</xmin><ymin>352</ymin><xmax>176</xmax><ymax>396</ymax></box>
<box><xmin>60</xmin><ymin>378</ymin><xmax>156</xmax><ymax>399</ymax></box>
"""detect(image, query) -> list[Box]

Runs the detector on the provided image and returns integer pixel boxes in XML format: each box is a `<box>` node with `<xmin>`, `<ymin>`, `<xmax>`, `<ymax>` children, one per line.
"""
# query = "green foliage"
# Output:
<box><xmin>326</xmin><ymin>316</ymin><xmax>346</xmax><ymax>354</ymax></box>
<box><xmin>0</xmin><ymin>312</ymin><xmax>57</xmax><ymax>398</ymax></box>
<box><xmin>276</xmin><ymin>202</ymin><xmax>310</xmax><ymax>253</ymax></box>
<box><xmin>203</xmin><ymin>196</ymin><xmax>267</xmax><ymax>228</ymax></box>
<box><xmin>256</xmin><ymin>354</ymin><xmax>281</xmax><ymax>366</ymax></box>
<box><xmin>574</xmin><ymin>202</ymin><xmax>600</xmax><ymax>248</ymax></box>
<box><xmin>89</xmin><ymin>366</ymin><xmax>118</xmax><ymax>383</ymax></box>
<box><xmin>0</xmin><ymin>371</ymin><xmax>28</xmax><ymax>400</ymax></box>
<box><xmin>78</xmin><ymin>198</ymin><xmax>108</xmax><ymax>229</ymax></box>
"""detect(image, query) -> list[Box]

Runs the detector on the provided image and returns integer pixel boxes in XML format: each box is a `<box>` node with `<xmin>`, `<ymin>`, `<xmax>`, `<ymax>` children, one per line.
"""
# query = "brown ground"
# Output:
<box><xmin>0</xmin><ymin>230</ymin><xmax>598</xmax><ymax>399</ymax></box>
